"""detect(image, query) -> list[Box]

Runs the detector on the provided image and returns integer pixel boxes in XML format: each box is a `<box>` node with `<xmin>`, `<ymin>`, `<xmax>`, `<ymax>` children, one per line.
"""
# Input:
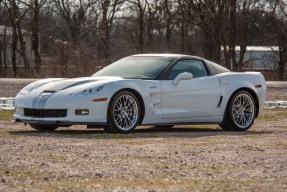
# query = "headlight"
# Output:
<box><xmin>20</xmin><ymin>83</ymin><xmax>35</xmax><ymax>95</ymax></box>
<box><xmin>72</xmin><ymin>84</ymin><xmax>105</xmax><ymax>95</ymax></box>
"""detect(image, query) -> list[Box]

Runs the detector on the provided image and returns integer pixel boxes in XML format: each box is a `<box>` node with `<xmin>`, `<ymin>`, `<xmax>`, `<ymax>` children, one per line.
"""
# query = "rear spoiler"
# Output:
<box><xmin>244</xmin><ymin>72</ymin><xmax>263</xmax><ymax>75</ymax></box>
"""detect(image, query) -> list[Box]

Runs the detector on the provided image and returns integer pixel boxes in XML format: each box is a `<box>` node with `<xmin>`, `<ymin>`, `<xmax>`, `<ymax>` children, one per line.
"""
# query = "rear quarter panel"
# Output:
<box><xmin>214</xmin><ymin>72</ymin><xmax>266</xmax><ymax>117</ymax></box>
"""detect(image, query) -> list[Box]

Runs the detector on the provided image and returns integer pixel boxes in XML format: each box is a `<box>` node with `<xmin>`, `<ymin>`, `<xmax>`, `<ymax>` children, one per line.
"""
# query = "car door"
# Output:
<box><xmin>161</xmin><ymin>59</ymin><xmax>221</xmax><ymax>119</ymax></box>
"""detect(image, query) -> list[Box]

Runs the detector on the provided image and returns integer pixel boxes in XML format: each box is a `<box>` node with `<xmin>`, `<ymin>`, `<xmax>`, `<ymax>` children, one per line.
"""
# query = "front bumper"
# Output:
<box><xmin>13</xmin><ymin>117</ymin><xmax>106</xmax><ymax>127</ymax></box>
<box><xmin>13</xmin><ymin>91</ymin><xmax>109</xmax><ymax>125</ymax></box>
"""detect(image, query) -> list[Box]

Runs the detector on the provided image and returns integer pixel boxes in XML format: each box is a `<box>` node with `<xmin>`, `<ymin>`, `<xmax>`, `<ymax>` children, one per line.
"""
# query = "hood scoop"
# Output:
<box><xmin>42</xmin><ymin>90</ymin><xmax>56</xmax><ymax>93</ymax></box>
<box><xmin>40</xmin><ymin>90</ymin><xmax>56</xmax><ymax>97</ymax></box>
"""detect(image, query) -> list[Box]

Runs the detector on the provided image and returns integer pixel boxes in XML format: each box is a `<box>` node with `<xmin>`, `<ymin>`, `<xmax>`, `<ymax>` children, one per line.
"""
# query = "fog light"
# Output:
<box><xmin>75</xmin><ymin>109</ymin><xmax>89</xmax><ymax>115</ymax></box>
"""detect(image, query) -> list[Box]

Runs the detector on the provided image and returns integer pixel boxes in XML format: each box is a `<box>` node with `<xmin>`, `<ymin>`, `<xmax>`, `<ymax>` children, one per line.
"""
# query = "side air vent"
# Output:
<box><xmin>217</xmin><ymin>96</ymin><xmax>223</xmax><ymax>108</ymax></box>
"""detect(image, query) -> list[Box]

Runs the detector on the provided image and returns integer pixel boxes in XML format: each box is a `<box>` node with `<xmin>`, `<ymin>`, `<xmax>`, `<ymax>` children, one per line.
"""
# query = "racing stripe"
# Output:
<box><xmin>32</xmin><ymin>95</ymin><xmax>41</xmax><ymax>108</ymax></box>
<box><xmin>37</xmin><ymin>94</ymin><xmax>51</xmax><ymax>108</ymax></box>
<box><xmin>32</xmin><ymin>92</ymin><xmax>53</xmax><ymax>109</ymax></box>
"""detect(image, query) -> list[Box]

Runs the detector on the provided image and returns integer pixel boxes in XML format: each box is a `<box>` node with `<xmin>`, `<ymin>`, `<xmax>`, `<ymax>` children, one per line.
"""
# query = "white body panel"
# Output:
<box><xmin>161</xmin><ymin>76</ymin><xmax>221</xmax><ymax>119</ymax></box>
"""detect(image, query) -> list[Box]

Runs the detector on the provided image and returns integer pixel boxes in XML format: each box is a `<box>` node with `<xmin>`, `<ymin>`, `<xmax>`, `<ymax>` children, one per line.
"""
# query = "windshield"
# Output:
<box><xmin>92</xmin><ymin>56</ymin><xmax>173</xmax><ymax>79</ymax></box>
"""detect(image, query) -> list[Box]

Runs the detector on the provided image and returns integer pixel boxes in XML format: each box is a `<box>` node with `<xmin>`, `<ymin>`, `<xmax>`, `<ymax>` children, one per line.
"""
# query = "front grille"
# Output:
<box><xmin>24</xmin><ymin>108</ymin><xmax>67</xmax><ymax>118</ymax></box>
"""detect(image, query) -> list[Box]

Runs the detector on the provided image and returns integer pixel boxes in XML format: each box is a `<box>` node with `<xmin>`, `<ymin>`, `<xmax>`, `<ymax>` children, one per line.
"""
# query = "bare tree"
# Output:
<box><xmin>222</xmin><ymin>0</ymin><xmax>264</xmax><ymax>71</ymax></box>
<box><xmin>0</xmin><ymin>0</ymin><xmax>3</xmax><ymax>76</ymax></box>
<box><xmin>237</xmin><ymin>0</ymin><xmax>252</xmax><ymax>71</ymax></box>
<box><xmin>0</xmin><ymin>0</ymin><xmax>286</xmax><ymax>80</ymax></box>
<box><xmin>0</xmin><ymin>24</ymin><xmax>9</xmax><ymax>77</ymax></box>
<box><xmin>31</xmin><ymin>0</ymin><xmax>42</xmax><ymax>74</ymax></box>
<box><xmin>99</xmin><ymin>0</ymin><xmax>124</xmax><ymax>63</ymax></box>
<box><xmin>268</xmin><ymin>0</ymin><xmax>287</xmax><ymax>80</ymax></box>
<box><xmin>127</xmin><ymin>0</ymin><xmax>146</xmax><ymax>53</ymax></box>
<box><xmin>145</xmin><ymin>0</ymin><xmax>154</xmax><ymax>52</ymax></box>
<box><xmin>15</xmin><ymin>0</ymin><xmax>48</xmax><ymax>75</ymax></box>
<box><xmin>4</xmin><ymin>0</ymin><xmax>31</xmax><ymax>77</ymax></box>
<box><xmin>177</xmin><ymin>0</ymin><xmax>188</xmax><ymax>53</ymax></box>
<box><xmin>24</xmin><ymin>0</ymin><xmax>46</xmax><ymax>74</ymax></box>
<box><xmin>163</xmin><ymin>0</ymin><xmax>172</xmax><ymax>52</ymax></box>
<box><xmin>184</xmin><ymin>0</ymin><xmax>228</xmax><ymax>63</ymax></box>
<box><xmin>49</xmin><ymin>0</ymin><xmax>99</xmax><ymax>73</ymax></box>
<box><xmin>51</xmin><ymin>0</ymin><xmax>97</xmax><ymax>42</ymax></box>
<box><xmin>227</xmin><ymin>0</ymin><xmax>236</xmax><ymax>70</ymax></box>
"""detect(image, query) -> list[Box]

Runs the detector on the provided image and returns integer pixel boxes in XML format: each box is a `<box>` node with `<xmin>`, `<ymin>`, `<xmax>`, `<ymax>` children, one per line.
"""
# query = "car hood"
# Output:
<box><xmin>36</xmin><ymin>76</ymin><xmax>123</xmax><ymax>92</ymax></box>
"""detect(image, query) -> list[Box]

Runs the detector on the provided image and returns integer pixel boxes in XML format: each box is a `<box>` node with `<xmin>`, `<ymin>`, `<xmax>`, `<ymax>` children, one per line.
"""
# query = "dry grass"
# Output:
<box><xmin>0</xmin><ymin>110</ymin><xmax>13</xmax><ymax>120</ymax></box>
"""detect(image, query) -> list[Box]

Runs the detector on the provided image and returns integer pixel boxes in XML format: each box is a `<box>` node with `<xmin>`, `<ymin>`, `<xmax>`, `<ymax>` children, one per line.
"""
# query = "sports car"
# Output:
<box><xmin>13</xmin><ymin>54</ymin><xmax>266</xmax><ymax>133</ymax></box>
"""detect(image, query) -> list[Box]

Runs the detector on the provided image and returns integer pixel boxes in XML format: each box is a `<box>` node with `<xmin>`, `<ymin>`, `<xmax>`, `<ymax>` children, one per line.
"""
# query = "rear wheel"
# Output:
<box><xmin>29</xmin><ymin>124</ymin><xmax>58</xmax><ymax>132</ymax></box>
<box><xmin>221</xmin><ymin>90</ymin><xmax>256</xmax><ymax>131</ymax></box>
<box><xmin>104</xmin><ymin>90</ymin><xmax>141</xmax><ymax>133</ymax></box>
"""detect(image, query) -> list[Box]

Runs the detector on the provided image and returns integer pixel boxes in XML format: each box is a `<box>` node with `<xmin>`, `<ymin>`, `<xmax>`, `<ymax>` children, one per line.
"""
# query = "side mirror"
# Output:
<box><xmin>172</xmin><ymin>72</ymin><xmax>193</xmax><ymax>85</ymax></box>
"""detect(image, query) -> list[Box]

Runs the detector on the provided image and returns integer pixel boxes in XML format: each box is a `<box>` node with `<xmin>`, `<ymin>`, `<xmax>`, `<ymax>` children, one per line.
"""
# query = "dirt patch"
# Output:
<box><xmin>0</xmin><ymin>109</ymin><xmax>286</xmax><ymax>192</ymax></box>
<box><xmin>266</xmin><ymin>88</ymin><xmax>287</xmax><ymax>100</ymax></box>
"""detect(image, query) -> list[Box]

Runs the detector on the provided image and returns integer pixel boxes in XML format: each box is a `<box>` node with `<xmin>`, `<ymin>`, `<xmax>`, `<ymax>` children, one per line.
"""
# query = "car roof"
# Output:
<box><xmin>131</xmin><ymin>53</ymin><xmax>203</xmax><ymax>60</ymax></box>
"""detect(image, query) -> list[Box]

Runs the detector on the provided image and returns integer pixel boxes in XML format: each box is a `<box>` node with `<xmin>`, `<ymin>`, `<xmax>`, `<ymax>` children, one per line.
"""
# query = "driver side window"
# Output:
<box><xmin>168</xmin><ymin>60</ymin><xmax>208</xmax><ymax>80</ymax></box>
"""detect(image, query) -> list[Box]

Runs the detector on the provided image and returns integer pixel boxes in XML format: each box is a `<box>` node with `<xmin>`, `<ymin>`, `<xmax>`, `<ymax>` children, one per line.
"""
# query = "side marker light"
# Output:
<box><xmin>93</xmin><ymin>98</ymin><xmax>108</xmax><ymax>102</ymax></box>
<box><xmin>255</xmin><ymin>84</ymin><xmax>262</xmax><ymax>88</ymax></box>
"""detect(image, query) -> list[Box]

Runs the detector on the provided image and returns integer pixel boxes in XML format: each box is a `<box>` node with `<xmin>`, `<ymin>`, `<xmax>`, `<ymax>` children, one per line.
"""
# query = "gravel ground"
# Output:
<box><xmin>0</xmin><ymin>109</ymin><xmax>286</xmax><ymax>192</ymax></box>
<box><xmin>0</xmin><ymin>79</ymin><xmax>286</xmax><ymax>191</ymax></box>
<box><xmin>266</xmin><ymin>88</ymin><xmax>287</xmax><ymax>100</ymax></box>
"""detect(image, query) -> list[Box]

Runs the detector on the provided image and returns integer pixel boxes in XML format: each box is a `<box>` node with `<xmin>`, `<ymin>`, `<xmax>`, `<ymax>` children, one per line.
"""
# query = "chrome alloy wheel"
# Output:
<box><xmin>113</xmin><ymin>94</ymin><xmax>139</xmax><ymax>130</ymax></box>
<box><xmin>232</xmin><ymin>93</ymin><xmax>255</xmax><ymax>129</ymax></box>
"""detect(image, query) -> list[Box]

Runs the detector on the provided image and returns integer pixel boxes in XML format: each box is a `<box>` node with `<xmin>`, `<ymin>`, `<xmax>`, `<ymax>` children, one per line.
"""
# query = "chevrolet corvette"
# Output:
<box><xmin>13</xmin><ymin>54</ymin><xmax>266</xmax><ymax>133</ymax></box>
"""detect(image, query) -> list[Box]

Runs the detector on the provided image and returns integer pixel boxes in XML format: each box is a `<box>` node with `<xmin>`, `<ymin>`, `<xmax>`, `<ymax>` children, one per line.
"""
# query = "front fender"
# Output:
<box><xmin>104</xmin><ymin>80</ymin><xmax>162</xmax><ymax>124</ymax></box>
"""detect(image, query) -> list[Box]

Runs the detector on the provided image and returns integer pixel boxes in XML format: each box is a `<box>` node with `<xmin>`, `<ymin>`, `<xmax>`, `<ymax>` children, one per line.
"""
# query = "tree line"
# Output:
<box><xmin>0</xmin><ymin>0</ymin><xmax>286</xmax><ymax>80</ymax></box>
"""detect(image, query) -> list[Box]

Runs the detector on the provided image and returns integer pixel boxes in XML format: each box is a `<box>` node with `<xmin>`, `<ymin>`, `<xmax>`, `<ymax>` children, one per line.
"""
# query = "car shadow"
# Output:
<box><xmin>8</xmin><ymin>126</ymin><xmax>272</xmax><ymax>139</ymax></box>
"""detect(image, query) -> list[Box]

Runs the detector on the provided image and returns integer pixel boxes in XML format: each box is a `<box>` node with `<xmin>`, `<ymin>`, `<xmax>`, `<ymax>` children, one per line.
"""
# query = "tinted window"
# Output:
<box><xmin>92</xmin><ymin>56</ymin><xmax>173</xmax><ymax>79</ymax></box>
<box><xmin>207</xmin><ymin>60</ymin><xmax>230</xmax><ymax>74</ymax></box>
<box><xmin>168</xmin><ymin>60</ymin><xmax>208</xmax><ymax>80</ymax></box>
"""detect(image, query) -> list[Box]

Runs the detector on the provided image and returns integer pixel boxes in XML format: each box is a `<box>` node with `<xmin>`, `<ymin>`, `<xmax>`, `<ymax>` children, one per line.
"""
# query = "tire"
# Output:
<box><xmin>221</xmin><ymin>90</ymin><xmax>256</xmax><ymax>131</ymax></box>
<box><xmin>153</xmin><ymin>125</ymin><xmax>174</xmax><ymax>128</ymax></box>
<box><xmin>29</xmin><ymin>124</ymin><xmax>58</xmax><ymax>132</ymax></box>
<box><xmin>104</xmin><ymin>90</ymin><xmax>141</xmax><ymax>133</ymax></box>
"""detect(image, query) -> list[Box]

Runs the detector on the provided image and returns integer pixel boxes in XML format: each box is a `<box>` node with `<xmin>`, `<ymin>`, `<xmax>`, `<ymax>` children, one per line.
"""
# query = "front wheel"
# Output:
<box><xmin>29</xmin><ymin>124</ymin><xmax>58</xmax><ymax>132</ymax></box>
<box><xmin>104</xmin><ymin>91</ymin><xmax>141</xmax><ymax>133</ymax></box>
<box><xmin>221</xmin><ymin>91</ymin><xmax>256</xmax><ymax>131</ymax></box>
